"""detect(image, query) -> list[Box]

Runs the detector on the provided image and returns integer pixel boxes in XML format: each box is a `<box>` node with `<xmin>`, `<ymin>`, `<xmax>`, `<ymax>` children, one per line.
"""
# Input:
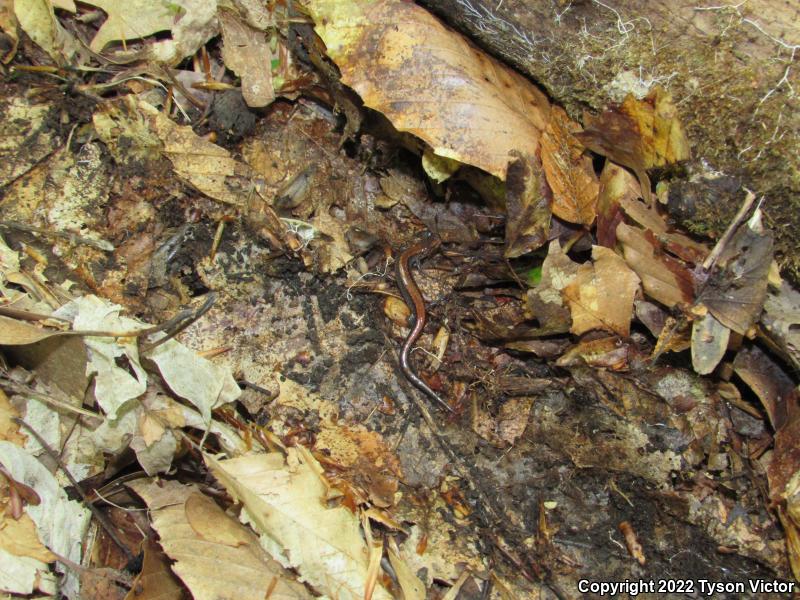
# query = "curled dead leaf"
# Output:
<box><xmin>504</xmin><ymin>153</ymin><xmax>550</xmax><ymax>258</ymax></box>
<box><xmin>541</xmin><ymin>106</ymin><xmax>599</xmax><ymax>226</ymax></box>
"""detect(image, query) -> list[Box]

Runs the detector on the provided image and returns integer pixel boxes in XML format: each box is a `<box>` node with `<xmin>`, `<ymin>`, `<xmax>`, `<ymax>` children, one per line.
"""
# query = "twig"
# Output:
<box><xmin>13</xmin><ymin>418</ymin><xmax>135</xmax><ymax>562</ymax></box>
<box><xmin>139</xmin><ymin>292</ymin><xmax>217</xmax><ymax>353</ymax></box>
<box><xmin>701</xmin><ymin>189</ymin><xmax>756</xmax><ymax>271</ymax></box>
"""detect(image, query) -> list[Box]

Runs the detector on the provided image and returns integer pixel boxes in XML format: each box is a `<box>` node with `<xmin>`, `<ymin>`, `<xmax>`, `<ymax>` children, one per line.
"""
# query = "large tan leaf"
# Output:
<box><xmin>218</xmin><ymin>6</ymin><xmax>274</xmax><ymax>108</ymax></box>
<box><xmin>81</xmin><ymin>0</ymin><xmax>218</xmax><ymax>62</ymax></box>
<box><xmin>616</xmin><ymin>222</ymin><xmax>694</xmax><ymax>308</ymax></box>
<box><xmin>302</xmin><ymin>0</ymin><xmax>550</xmax><ymax>179</ymax></box>
<box><xmin>0</xmin><ymin>315</ymin><xmax>63</xmax><ymax>345</ymax></box>
<box><xmin>129</xmin><ymin>480</ymin><xmax>311</xmax><ymax>600</ymax></box>
<box><xmin>563</xmin><ymin>246</ymin><xmax>640</xmax><ymax>336</ymax></box>
<box><xmin>81</xmin><ymin>0</ymin><xmax>176</xmax><ymax>52</ymax></box>
<box><xmin>206</xmin><ymin>447</ymin><xmax>392</xmax><ymax>600</ymax></box>
<box><xmin>135</xmin><ymin>99</ymin><xmax>253</xmax><ymax>205</ymax></box>
<box><xmin>123</xmin><ymin>537</ymin><xmax>183</xmax><ymax>600</ymax></box>
<box><xmin>540</xmin><ymin>106</ymin><xmax>598</xmax><ymax>225</ymax></box>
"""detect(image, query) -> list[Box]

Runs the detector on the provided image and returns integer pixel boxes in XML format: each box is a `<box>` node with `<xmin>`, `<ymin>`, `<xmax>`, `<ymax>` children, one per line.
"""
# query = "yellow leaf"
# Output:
<box><xmin>563</xmin><ymin>246</ymin><xmax>640</xmax><ymax>336</ymax></box>
<box><xmin>129</xmin><ymin>479</ymin><xmax>312</xmax><ymax>600</ymax></box>
<box><xmin>206</xmin><ymin>447</ymin><xmax>393</xmax><ymax>600</ymax></box>
<box><xmin>302</xmin><ymin>0</ymin><xmax>550</xmax><ymax>179</ymax></box>
<box><xmin>541</xmin><ymin>106</ymin><xmax>598</xmax><ymax>226</ymax></box>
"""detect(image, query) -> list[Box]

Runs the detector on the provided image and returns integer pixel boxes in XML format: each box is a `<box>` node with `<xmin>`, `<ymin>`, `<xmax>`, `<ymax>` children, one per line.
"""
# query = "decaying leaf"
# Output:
<box><xmin>0</xmin><ymin>441</ymin><xmax>90</xmax><ymax>598</ymax></box>
<box><xmin>148</xmin><ymin>334</ymin><xmax>241</xmax><ymax>423</ymax></box>
<box><xmin>696</xmin><ymin>209</ymin><xmax>773</xmax><ymax>335</ymax></box>
<box><xmin>0</xmin><ymin>0</ymin><xmax>18</xmax><ymax>63</ymax></box>
<box><xmin>563</xmin><ymin>246</ymin><xmax>640</xmax><ymax>336</ymax></box>
<box><xmin>53</xmin><ymin>295</ymin><xmax>148</xmax><ymax>420</ymax></box>
<box><xmin>219</xmin><ymin>6</ymin><xmax>274</xmax><ymax>108</ymax></box>
<box><xmin>472</xmin><ymin>397</ymin><xmax>533</xmax><ymax>448</ymax></box>
<box><xmin>129</xmin><ymin>479</ymin><xmax>311</xmax><ymax>600</ymax></box>
<box><xmin>540</xmin><ymin>106</ymin><xmax>599</xmax><ymax>226</ymax></box>
<box><xmin>733</xmin><ymin>345</ymin><xmax>797</xmax><ymax>431</ymax></box>
<box><xmin>13</xmin><ymin>0</ymin><xmax>77</xmax><ymax>63</ymax></box>
<box><xmin>302</xmin><ymin>0</ymin><xmax>550</xmax><ymax>179</ymax></box>
<box><xmin>762</xmin><ymin>281</ymin><xmax>800</xmax><ymax>371</ymax></box>
<box><xmin>387</xmin><ymin>539</ymin><xmax>425</xmax><ymax>600</ymax></box>
<box><xmin>0</xmin><ymin>315</ymin><xmax>64</xmax><ymax>345</ymax></box>
<box><xmin>81</xmin><ymin>0</ymin><xmax>218</xmax><ymax>63</ymax></box>
<box><xmin>577</xmin><ymin>88</ymin><xmax>690</xmax><ymax>202</ymax></box>
<box><xmin>596</xmin><ymin>161</ymin><xmax>638</xmax><ymax>248</ymax></box>
<box><xmin>123</xmin><ymin>537</ymin><xmax>183</xmax><ymax>600</ymax></box>
<box><xmin>140</xmin><ymin>100</ymin><xmax>254</xmax><ymax>205</ymax></box>
<box><xmin>504</xmin><ymin>153</ymin><xmax>550</xmax><ymax>258</ymax></box>
<box><xmin>526</xmin><ymin>240</ymin><xmax>580</xmax><ymax>333</ymax></box>
<box><xmin>616</xmin><ymin>222</ymin><xmax>694</xmax><ymax>308</ymax></box>
<box><xmin>0</xmin><ymin>97</ymin><xmax>61</xmax><ymax>189</ymax></box>
<box><xmin>81</xmin><ymin>0</ymin><xmax>176</xmax><ymax>52</ymax></box>
<box><xmin>690</xmin><ymin>311</ymin><xmax>730</xmax><ymax>375</ymax></box>
<box><xmin>557</xmin><ymin>336</ymin><xmax>633</xmax><ymax>371</ymax></box>
<box><xmin>206</xmin><ymin>446</ymin><xmax>393</xmax><ymax>600</ymax></box>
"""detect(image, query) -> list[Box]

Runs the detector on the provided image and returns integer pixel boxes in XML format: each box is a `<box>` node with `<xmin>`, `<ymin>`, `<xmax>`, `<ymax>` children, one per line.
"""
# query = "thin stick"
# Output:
<box><xmin>13</xmin><ymin>418</ymin><xmax>135</xmax><ymax>562</ymax></box>
<box><xmin>702</xmin><ymin>189</ymin><xmax>756</xmax><ymax>271</ymax></box>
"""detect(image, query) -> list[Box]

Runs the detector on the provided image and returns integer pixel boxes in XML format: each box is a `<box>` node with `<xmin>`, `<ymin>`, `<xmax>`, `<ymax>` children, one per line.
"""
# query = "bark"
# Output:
<box><xmin>418</xmin><ymin>0</ymin><xmax>800</xmax><ymax>285</ymax></box>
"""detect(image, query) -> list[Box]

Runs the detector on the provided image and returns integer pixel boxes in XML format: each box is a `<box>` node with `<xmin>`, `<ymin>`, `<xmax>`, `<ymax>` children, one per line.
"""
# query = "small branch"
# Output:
<box><xmin>701</xmin><ymin>189</ymin><xmax>756</xmax><ymax>271</ymax></box>
<box><xmin>13</xmin><ymin>418</ymin><xmax>135</xmax><ymax>562</ymax></box>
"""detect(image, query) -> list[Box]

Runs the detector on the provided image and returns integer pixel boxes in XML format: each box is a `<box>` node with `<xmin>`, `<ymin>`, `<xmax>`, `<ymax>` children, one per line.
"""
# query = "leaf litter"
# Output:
<box><xmin>0</xmin><ymin>0</ymin><xmax>798</xmax><ymax>598</ymax></box>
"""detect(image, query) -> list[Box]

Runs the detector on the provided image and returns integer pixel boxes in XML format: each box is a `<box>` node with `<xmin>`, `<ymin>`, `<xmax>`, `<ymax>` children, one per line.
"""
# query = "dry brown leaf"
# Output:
<box><xmin>387</xmin><ymin>539</ymin><xmax>425</xmax><ymax>600</ymax></box>
<box><xmin>472</xmin><ymin>397</ymin><xmax>533</xmax><ymax>448</ymax></box>
<box><xmin>129</xmin><ymin>479</ymin><xmax>311</xmax><ymax>600</ymax></box>
<box><xmin>123</xmin><ymin>537</ymin><xmax>183</xmax><ymax>600</ymax></box>
<box><xmin>13</xmin><ymin>0</ymin><xmax>77</xmax><ymax>64</ymax></box>
<box><xmin>139</xmin><ymin>100</ymin><xmax>253</xmax><ymax>206</ymax></box>
<box><xmin>733</xmin><ymin>345</ymin><xmax>797</xmax><ymax>432</ymax></box>
<box><xmin>690</xmin><ymin>312</ymin><xmax>730</xmax><ymax>375</ymax></box>
<box><xmin>576</xmin><ymin>88</ymin><xmax>690</xmax><ymax>202</ymax></box>
<box><xmin>651</xmin><ymin>316</ymin><xmax>691</xmax><ymax>356</ymax></box>
<box><xmin>763</xmin><ymin>281</ymin><xmax>800</xmax><ymax>372</ymax></box>
<box><xmin>526</xmin><ymin>240</ymin><xmax>580</xmax><ymax>333</ymax></box>
<box><xmin>504</xmin><ymin>153</ymin><xmax>550</xmax><ymax>258</ymax></box>
<box><xmin>0</xmin><ymin>390</ymin><xmax>25</xmax><ymax>446</ymax></box>
<box><xmin>696</xmin><ymin>209</ymin><xmax>773</xmax><ymax>335</ymax></box>
<box><xmin>557</xmin><ymin>336</ymin><xmax>632</xmax><ymax>371</ymax></box>
<box><xmin>303</xmin><ymin>0</ymin><xmax>550</xmax><ymax>179</ymax></box>
<box><xmin>616</xmin><ymin>222</ymin><xmax>694</xmax><ymax>308</ymax></box>
<box><xmin>314</xmin><ymin>425</ymin><xmax>402</xmax><ymax>508</ymax></box>
<box><xmin>596</xmin><ymin>161</ymin><xmax>638</xmax><ymax>248</ymax></box>
<box><xmin>219</xmin><ymin>7</ymin><xmax>274</xmax><ymax>108</ymax></box>
<box><xmin>563</xmin><ymin>246</ymin><xmax>640</xmax><ymax>336</ymax></box>
<box><xmin>615</xmin><ymin>189</ymin><xmax>708</xmax><ymax>265</ymax></box>
<box><xmin>80</xmin><ymin>0</ymin><xmax>217</xmax><ymax>63</ymax></box>
<box><xmin>540</xmin><ymin>106</ymin><xmax>598</xmax><ymax>226</ymax></box>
